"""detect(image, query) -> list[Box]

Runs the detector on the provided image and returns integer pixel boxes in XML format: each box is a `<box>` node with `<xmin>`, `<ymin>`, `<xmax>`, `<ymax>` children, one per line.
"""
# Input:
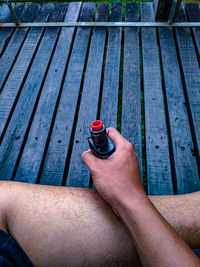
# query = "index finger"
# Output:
<box><xmin>106</xmin><ymin>127</ymin><xmax>127</xmax><ymax>149</ymax></box>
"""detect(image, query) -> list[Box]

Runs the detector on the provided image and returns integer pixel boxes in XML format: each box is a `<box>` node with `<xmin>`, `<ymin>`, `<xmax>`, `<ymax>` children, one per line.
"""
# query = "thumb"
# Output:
<box><xmin>82</xmin><ymin>149</ymin><xmax>99</xmax><ymax>169</ymax></box>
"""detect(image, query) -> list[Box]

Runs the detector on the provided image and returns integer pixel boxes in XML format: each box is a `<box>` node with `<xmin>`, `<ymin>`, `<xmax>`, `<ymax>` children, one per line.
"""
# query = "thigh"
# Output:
<box><xmin>2</xmin><ymin>181</ymin><xmax>140</xmax><ymax>267</ymax></box>
<box><xmin>0</xmin><ymin>183</ymin><xmax>8</xmax><ymax>233</ymax></box>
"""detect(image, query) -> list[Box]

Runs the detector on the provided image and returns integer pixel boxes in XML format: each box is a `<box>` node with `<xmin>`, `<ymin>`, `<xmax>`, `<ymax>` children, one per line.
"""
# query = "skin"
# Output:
<box><xmin>82</xmin><ymin>127</ymin><xmax>200</xmax><ymax>267</ymax></box>
<box><xmin>0</xmin><ymin>128</ymin><xmax>199</xmax><ymax>266</ymax></box>
<box><xmin>0</xmin><ymin>182</ymin><xmax>140</xmax><ymax>267</ymax></box>
<box><xmin>0</xmin><ymin>183</ymin><xmax>200</xmax><ymax>267</ymax></box>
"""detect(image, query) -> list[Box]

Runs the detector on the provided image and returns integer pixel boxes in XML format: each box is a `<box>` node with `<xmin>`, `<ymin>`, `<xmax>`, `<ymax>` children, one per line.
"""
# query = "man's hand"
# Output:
<box><xmin>82</xmin><ymin>127</ymin><xmax>146</xmax><ymax>212</ymax></box>
<box><xmin>82</xmin><ymin>128</ymin><xmax>200</xmax><ymax>267</ymax></box>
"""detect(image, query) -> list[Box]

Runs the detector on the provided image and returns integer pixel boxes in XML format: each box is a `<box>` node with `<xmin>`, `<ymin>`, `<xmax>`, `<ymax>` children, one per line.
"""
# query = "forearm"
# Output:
<box><xmin>116</xmin><ymin>194</ymin><xmax>200</xmax><ymax>267</ymax></box>
<box><xmin>82</xmin><ymin>128</ymin><xmax>200</xmax><ymax>266</ymax></box>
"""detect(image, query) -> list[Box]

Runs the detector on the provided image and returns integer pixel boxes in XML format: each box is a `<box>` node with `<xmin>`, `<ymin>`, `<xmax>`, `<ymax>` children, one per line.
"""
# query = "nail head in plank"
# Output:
<box><xmin>141</xmin><ymin>2</ymin><xmax>173</xmax><ymax>195</ymax></box>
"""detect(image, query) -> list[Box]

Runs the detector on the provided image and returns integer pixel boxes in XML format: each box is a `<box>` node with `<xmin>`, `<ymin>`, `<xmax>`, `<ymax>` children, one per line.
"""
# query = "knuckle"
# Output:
<box><xmin>126</xmin><ymin>142</ymin><xmax>134</xmax><ymax>153</ymax></box>
<box><xmin>107</xmin><ymin>127</ymin><xmax>115</xmax><ymax>134</ymax></box>
<box><xmin>82</xmin><ymin>151</ymin><xmax>90</xmax><ymax>163</ymax></box>
<box><xmin>82</xmin><ymin>151</ymin><xmax>86</xmax><ymax>160</ymax></box>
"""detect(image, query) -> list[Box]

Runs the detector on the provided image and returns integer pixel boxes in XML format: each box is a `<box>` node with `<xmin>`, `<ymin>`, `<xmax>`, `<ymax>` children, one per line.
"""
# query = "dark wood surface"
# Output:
<box><xmin>122</xmin><ymin>3</ymin><xmax>142</xmax><ymax>177</ymax></box>
<box><xmin>141</xmin><ymin>2</ymin><xmax>173</xmax><ymax>195</ymax></box>
<box><xmin>158</xmin><ymin>7</ymin><xmax>200</xmax><ymax>194</ymax></box>
<box><xmin>67</xmin><ymin>3</ymin><xmax>109</xmax><ymax>187</ymax></box>
<box><xmin>0</xmin><ymin>2</ymin><xmax>199</xmax><ymax>195</ymax></box>
<box><xmin>153</xmin><ymin>0</ymin><xmax>172</xmax><ymax>21</ymax></box>
<box><xmin>174</xmin><ymin>4</ymin><xmax>200</xmax><ymax>180</ymax></box>
<box><xmin>40</xmin><ymin>2</ymin><xmax>95</xmax><ymax>186</ymax></box>
<box><xmin>185</xmin><ymin>3</ymin><xmax>199</xmax><ymax>64</ymax></box>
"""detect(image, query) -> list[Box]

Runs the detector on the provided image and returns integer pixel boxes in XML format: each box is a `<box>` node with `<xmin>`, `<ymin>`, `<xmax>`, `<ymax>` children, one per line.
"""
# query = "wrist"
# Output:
<box><xmin>112</xmin><ymin>189</ymin><xmax>150</xmax><ymax>219</ymax></box>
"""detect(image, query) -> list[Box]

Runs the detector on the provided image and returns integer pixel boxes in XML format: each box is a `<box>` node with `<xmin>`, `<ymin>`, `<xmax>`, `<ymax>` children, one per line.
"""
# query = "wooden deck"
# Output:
<box><xmin>0</xmin><ymin>2</ymin><xmax>199</xmax><ymax>195</ymax></box>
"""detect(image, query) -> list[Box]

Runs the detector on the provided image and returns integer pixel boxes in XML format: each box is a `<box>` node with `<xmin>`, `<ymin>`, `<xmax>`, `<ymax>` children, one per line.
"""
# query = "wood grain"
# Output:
<box><xmin>15</xmin><ymin>3</ymin><xmax>81</xmax><ymax>184</ymax></box>
<box><xmin>66</xmin><ymin>4</ymin><xmax>109</xmax><ymax>187</ymax></box>
<box><xmin>0</xmin><ymin>4</ymin><xmax>67</xmax><ymax>181</ymax></box>
<box><xmin>122</xmin><ymin>3</ymin><xmax>142</xmax><ymax>178</ymax></box>
<box><xmin>158</xmin><ymin>18</ymin><xmax>200</xmax><ymax>193</ymax></box>
<box><xmin>39</xmin><ymin>3</ymin><xmax>95</xmax><ymax>186</ymax></box>
<box><xmin>141</xmin><ymin>2</ymin><xmax>173</xmax><ymax>195</ymax></box>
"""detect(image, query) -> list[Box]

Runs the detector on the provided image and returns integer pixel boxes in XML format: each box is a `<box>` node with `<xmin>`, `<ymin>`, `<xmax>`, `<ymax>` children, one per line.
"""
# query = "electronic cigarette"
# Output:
<box><xmin>87</xmin><ymin>120</ymin><xmax>115</xmax><ymax>159</ymax></box>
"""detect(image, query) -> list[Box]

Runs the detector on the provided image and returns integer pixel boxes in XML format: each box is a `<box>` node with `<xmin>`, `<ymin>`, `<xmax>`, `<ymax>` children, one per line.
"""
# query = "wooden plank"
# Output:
<box><xmin>122</xmin><ymin>3</ymin><xmax>142</xmax><ymax>177</ymax></box>
<box><xmin>39</xmin><ymin>3</ymin><xmax>95</xmax><ymax>186</ymax></box>
<box><xmin>15</xmin><ymin>3</ymin><xmax>81</xmax><ymax>184</ymax></box>
<box><xmin>88</xmin><ymin>3</ymin><xmax>122</xmax><ymax>189</ymax></box>
<box><xmin>153</xmin><ymin>0</ymin><xmax>172</xmax><ymax>21</ymax></box>
<box><xmin>0</xmin><ymin>5</ymin><xmax>15</xmax><ymax>56</ymax></box>
<box><xmin>185</xmin><ymin>3</ymin><xmax>200</xmax><ymax>63</ymax></box>
<box><xmin>0</xmin><ymin>4</ymin><xmax>67</xmax><ymax>181</ymax></box>
<box><xmin>0</xmin><ymin>5</ymin><xmax>10</xmax><ymax>21</ymax></box>
<box><xmin>0</xmin><ymin>4</ymin><xmax>39</xmax><ymax>90</ymax></box>
<box><xmin>141</xmin><ymin>2</ymin><xmax>173</xmax><ymax>195</ymax></box>
<box><xmin>0</xmin><ymin>4</ymin><xmax>51</xmax><ymax>137</ymax></box>
<box><xmin>100</xmin><ymin>2</ymin><xmax>122</xmax><ymax>128</ymax></box>
<box><xmin>66</xmin><ymin>4</ymin><xmax>109</xmax><ymax>187</ymax></box>
<box><xmin>158</xmin><ymin>23</ymin><xmax>200</xmax><ymax>193</ymax></box>
<box><xmin>0</xmin><ymin>5</ymin><xmax>28</xmax><ymax>55</ymax></box>
<box><xmin>175</xmin><ymin>5</ymin><xmax>200</xmax><ymax>173</ymax></box>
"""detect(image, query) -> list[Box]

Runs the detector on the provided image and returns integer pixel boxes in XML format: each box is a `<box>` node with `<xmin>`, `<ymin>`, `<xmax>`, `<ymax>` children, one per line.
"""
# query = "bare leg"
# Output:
<box><xmin>1</xmin><ymin>181</ymin><xmax>139</xmax><ymax>267</ymax></box>
<box><xmin>0</xmin><ymin>181</ymin><xmax>199</xmax><ymax>266</ymax></box>
<box><xmin>150</xmin><ymin>193</ymin><xmax>200</xmax><ymax>249</ymax></box>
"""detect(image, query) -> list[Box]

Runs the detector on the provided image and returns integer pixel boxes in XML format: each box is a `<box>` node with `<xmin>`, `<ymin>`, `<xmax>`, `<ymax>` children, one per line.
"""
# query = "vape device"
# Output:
<box><xmin>87</xmin><ymin>120</ymin><xmax>115</xmax><ymax>159</ymax></box>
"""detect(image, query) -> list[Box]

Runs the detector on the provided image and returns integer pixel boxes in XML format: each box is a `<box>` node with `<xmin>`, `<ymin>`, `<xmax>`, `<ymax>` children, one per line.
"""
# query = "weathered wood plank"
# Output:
<box><xmin>153</xmin><ymin>0</ymin><xmax>172</xmax><ymax>21</ymax></box>
<box><xmin>39</xmin><ymin>3</ymin><xmax>95</xmax><ymax>186</ymax></box>
<box><xmin>0</xmin><ymin>5</ymin><xmax>15</xmax><ymax>56</ymax></box>
<box><xmin>141</xmin><ymin>2</ymin><xmax>173</xmax><ymax>195</ymax></box>
<box><xmin>0</xmin><ymin>4</ymin><xmax>51</xmax><ymax>137</ymax></box>
<box><xmin>0</xmin><ymin>4</ymin><xmax>67</xmax><ymax>181</ymax></box>
<box><xmin>100</xmin><ymin>2</ymin><xmax>122</xmax><ymax>128</ymax></box>
<box><xmin>158</xmin><ymin>23</ymin><xmax>200</xmax><ymax>193</ymax></box>
<box><xmin>122</xmin><ymin>3</ymin><xmax>142</xmax><ymax>177</ymax></box>
<box><xmin>66</xmin><ymin>4</ymin><xmax>109</xmax><ymax>187</ymax></box>
<box><xmin>185</xmin><ymin>3</ymin><xmax>200</xmax><ymax>63</ymax></box>
<box><xmin>0</xmin><ymin>4</ymin><xmax>39</xmax><ymax>90</ymax></box>
<box><xmin>14</xmin><ymin>3</ymin><xmax>81</xmax><ymax>184</ymax></box>
<box><xmin>89</xmin><ymin>2</ymin><xmax>122</xmax><ymax>189</ymax></box>
<box><xmin>175</xmin><ymin>5</ymin><xmax>200</xmax><ymax>173</ymax></box>
<box><xmin>153</xmin><ymin>0</ymin><xmax>182</xmax><ymax>21</ymax></box>
<box><xmin>0</xmin><ymin>5</ymin><xmax>29</xmax><ymax>55</ymax></box>
<box><xmin>0</xmin><ymin>5</ymin><xmax>10</xmax><ymax>21</ymax></box>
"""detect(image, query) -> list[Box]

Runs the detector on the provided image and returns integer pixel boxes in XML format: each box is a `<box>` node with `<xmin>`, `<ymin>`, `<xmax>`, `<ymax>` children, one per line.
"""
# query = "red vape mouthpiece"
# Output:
<box><xmin>91</xmin><ymin>120</ymin><xmax>103</xmax><ymax>131</ymax></box>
